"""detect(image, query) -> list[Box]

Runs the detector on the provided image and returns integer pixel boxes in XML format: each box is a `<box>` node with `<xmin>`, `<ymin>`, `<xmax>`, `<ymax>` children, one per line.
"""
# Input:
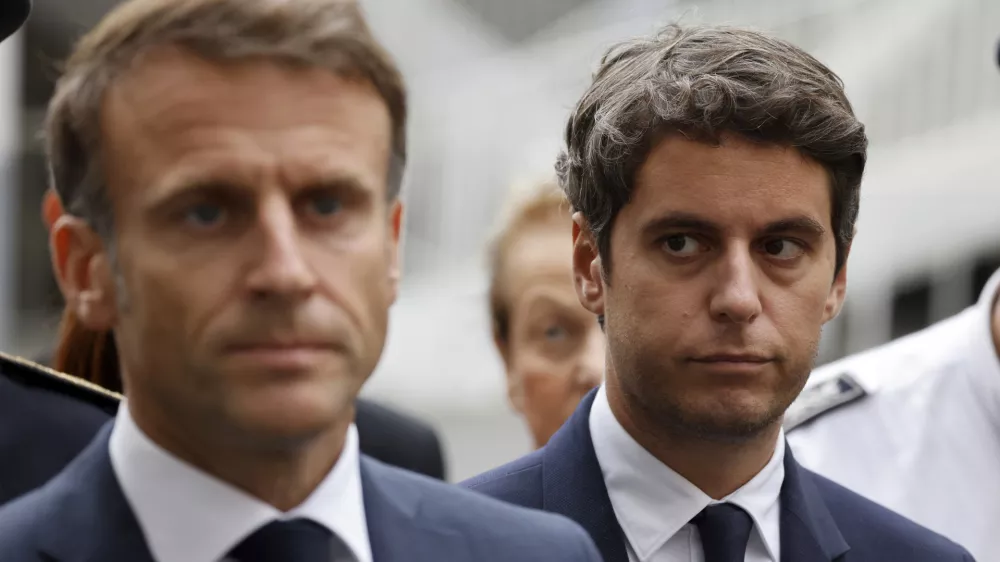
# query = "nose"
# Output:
<box><xmin>244</xmin><ymin>196</ymin><xmax>318</xmax><ymax>300</ymax></box>
<box><xmin>708</xmin><ymin>247</ymin><xmax>762</xmax><ymax>324</ymax></box>
<box><xmin>573</xmin><ymin>323</ymin><xmax>605</xmax><ymax>389</ymax></box>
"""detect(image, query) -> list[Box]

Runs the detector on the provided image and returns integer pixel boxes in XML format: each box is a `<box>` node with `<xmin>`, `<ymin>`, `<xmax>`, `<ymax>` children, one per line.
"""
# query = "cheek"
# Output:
<box><xmin>608</xmin><ymin>276</ymin><xmax>699</xmax><ymax>341</ymax></box>
<box><xmin>765</xmin><ymin>281</ymin><xmax>832</xmax><ymax>341</ymax></box>
<box><xmin>128</xmin><ymin>257</ymin><xmax>233</xmax><ymax>340</ymax></box>
<box><xmin>312</xmin><ymin>245</ymin><xmax>392</xmax><ymax>316</ymax></box>
<box><xmin>517</xmin><ymin>359</ymin><xmax>575</xmax><ymax>407</ymax></box>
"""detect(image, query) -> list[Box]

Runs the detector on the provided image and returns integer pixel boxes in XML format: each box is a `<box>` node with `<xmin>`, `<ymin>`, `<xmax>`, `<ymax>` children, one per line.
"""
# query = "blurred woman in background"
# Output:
<box><xmin>488</xmin><ymin>180</ymin><xmax>604</xmax><ymax>448</ymax></box>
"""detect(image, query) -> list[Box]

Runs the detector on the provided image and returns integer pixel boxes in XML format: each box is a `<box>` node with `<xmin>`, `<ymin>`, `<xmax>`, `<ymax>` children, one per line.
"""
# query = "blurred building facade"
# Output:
<box><xmin>2</xmin><ymin>0</ymin><xmax>999</xmax><ymax>480</ymax></box>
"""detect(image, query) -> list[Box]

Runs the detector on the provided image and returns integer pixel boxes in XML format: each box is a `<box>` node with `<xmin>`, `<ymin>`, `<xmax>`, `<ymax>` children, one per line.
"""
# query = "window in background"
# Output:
<box><xmin>891</xmin><ymin>276</ymin><xmax>932</xmax><ymax>340</ymax></box>
<box><xmin>972</xmin><ymin>252</ymin><xmax>1000</xmax><ymax>302</ymax></box>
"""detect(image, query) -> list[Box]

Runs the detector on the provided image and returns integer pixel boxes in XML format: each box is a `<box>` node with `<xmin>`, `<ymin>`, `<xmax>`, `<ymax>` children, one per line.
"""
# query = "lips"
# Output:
<box><xmin>687</xmin><ymin>353</ymin><xmax>775</xmax><ymax>375</ymax></box>
<box><xmin>690</xmin><ymin>354</ymin><xmax>772</xmax><ymax>363</ymax></box>
<box><xmin>227</xmin><ymin>341</ymin><xmax>332</xmax><ymax>352</ymax></box>
<box><xmin>223</xmin><ymin>340</ymin><xmax>339</xmax><ymax>372</ymax></box>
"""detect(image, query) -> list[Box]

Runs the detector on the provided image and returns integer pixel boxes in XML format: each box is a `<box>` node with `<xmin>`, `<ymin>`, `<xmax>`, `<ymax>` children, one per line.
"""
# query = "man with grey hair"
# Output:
<box><xmin>464</xmin><ymin>23</ymin><xmax>973</xmax><ymax>562</ymax></box>
<box><xmin>0</xmin><ymin>1</ymin><xmax>602</xmax><ymax>561</ymax></box>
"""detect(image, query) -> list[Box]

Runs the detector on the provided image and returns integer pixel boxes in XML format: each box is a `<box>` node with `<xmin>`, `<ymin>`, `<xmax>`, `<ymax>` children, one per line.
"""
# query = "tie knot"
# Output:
<box><xmin>227</xmin><ymin>518</ymin><xmax>348</xmax><ymax>562</ymax></box>
<box><xmin>692</xmin><ymin>503</ymin><xmax>754</xmax><ymax>562</ymax></box>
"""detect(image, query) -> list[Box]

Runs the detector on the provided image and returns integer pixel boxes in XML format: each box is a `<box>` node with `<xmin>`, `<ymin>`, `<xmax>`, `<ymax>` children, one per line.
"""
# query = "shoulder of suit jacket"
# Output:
<box><xmin>0</xmin><ymin>351</ymin><xmax>121</xmax><ymax>415</ymax></box>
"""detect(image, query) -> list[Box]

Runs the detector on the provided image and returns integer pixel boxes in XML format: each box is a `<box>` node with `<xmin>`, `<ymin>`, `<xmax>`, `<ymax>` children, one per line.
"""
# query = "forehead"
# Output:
<box><xmin>502</xmin><ymin>220</ymin><xmax>574</xmax><ymax>299</ymax></box>
<box><xmin>99</xmin><ymin>46</ymin><xmax>392</xmax><ymax>198</ymax></box>
<box><xmin>627</xmin><ymin>133</ymin><xmax>832</xmax><ymax>231</ymax></box>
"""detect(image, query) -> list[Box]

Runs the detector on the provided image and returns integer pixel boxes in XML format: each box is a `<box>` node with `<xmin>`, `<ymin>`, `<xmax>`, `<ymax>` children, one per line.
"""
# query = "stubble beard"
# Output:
<box><xmin>617</xmin><ymin>339</ymin><xmax>818</xmax><ymax>445</ymax></box>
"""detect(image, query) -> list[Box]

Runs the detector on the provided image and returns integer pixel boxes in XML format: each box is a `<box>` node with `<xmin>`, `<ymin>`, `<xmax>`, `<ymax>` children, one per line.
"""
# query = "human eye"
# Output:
<box><xmin>304</xmin><ymin>192</ymin><xmax>342</xmax><ymax>218</ymax></box>
<box><xmin>182</xmin><ymin>202</ymin><xmax>226</xmax><ymax>229</ymax></box>
<box><xmin>661</xmin><ymin>234</ymin><xmax>708</xmax><ymax>257</ymax></box>
<box><xmin>543</xmin><ymin>324</ymin><xmax>569</xmax><ymax>341</ymax></box>
<box><xmin>761</xmin><ymin>238</ymin><xmax>806</xmax><ymax>261</ymax></box>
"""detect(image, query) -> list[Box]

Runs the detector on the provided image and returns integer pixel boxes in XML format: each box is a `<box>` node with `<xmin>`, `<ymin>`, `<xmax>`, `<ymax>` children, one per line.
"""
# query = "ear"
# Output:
<box><xmin>386</xmin><ymin>199</ymin><xmax>404</xmax><ymax>302</ymax></box>
<box><xmin>571</xmin><ymin>212</ymin><xmax>605</xmax><ymax>317</ymax></box>
<box><xmin>50</xmin><ymin>216</ymin><xmax>118</xmax><ymax>331</ymax></box>
<box><xmin>42</xmin><ymin>189</ymin><xmax>64</xmax><ymax>230</ymax></box>
<box><xmin>822</xmin><ymin>243</ymin><xmax>850</xmax><ymax>323</ymax></box>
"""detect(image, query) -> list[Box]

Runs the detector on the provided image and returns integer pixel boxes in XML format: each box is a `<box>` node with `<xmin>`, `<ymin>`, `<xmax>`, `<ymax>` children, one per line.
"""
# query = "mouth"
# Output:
<box><xmin>224</xmin><ymin>342</ymin><xmax>337</xmax><ymax>371</ymax></box>
<box><xmin>688</xmin><ymin>354</ymin><xmax>774</xmax><ymax>373</ymax></box>
<box><xmin>691</xmin><ymin>354</ymin><xmax>772</xmax><ymax>363</ymax></box>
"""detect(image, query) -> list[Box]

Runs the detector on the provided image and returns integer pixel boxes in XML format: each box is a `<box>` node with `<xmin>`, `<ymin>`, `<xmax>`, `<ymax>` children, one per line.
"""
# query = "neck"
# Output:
<box><xmin>606</xmin><ymin>381</ymin><xmax>780</xmax><ymax>500</ymax></box>
<box><xmin>128</xmin><ymin>396</ymin><xmax>351</xmax><ymax>512</ymax></box>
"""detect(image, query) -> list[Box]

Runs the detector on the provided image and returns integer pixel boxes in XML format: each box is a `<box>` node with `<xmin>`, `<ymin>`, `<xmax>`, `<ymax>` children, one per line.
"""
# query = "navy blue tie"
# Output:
<box><xmin>692</xmin><ymin>503</ymin><xmax>754</xmax><ymax>562</ymax></box>
<box><xmin>226</xmin><ymin>518</ymin><xmax>355</xmax><ymax>562</ymax></box>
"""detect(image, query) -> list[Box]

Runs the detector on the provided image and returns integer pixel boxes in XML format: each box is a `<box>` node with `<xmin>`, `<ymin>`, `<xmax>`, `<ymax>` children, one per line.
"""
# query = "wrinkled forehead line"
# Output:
<box><xmin>99</xmin><ymin>50</ymin><xmax>393</xmax><ymax>189</ymax></box>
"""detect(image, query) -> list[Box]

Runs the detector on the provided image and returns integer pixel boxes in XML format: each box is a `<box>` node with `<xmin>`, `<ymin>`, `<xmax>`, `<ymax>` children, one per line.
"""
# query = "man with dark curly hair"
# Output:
<box><xmin>465</xmin><ymin>23</ymin><xmax>973</xmax><ymax>562</ymax></box>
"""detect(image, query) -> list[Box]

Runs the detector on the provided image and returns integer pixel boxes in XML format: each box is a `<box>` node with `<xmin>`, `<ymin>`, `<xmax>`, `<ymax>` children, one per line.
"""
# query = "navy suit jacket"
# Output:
<box><xmin>0</xmin><ymin>423</ymin><xmax>602</xmax><ymax>562</ymax></box>
<box><xmin>0</xmin><ymin>354</ymin><xmax>116</xmax><ymax>505</ymax></box>
<box><xmin>354</xmin><ymin>398</ymin><xmax>447</xmax><ymax>480</ymax></box>
<box><xmin>463</xmin><ymin>390</ymin><xmax>974</xmax><ymax>562</ymax></box>
<box><xmin>28</xmin><ymin>351</ymin><xmax>448</xmax><ymax>481</ymax></box>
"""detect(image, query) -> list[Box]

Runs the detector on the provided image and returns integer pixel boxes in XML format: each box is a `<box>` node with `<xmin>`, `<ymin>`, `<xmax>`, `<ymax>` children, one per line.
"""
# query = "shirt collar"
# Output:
<box><xmin>109</xmin><ymin>402</ymin><xmax>372</xmax><ymax>562</ymax></box>
<box><xmin>589</xmin><ymin>384</ymin><xmax>783</xmax><ymax>561</ymax></box>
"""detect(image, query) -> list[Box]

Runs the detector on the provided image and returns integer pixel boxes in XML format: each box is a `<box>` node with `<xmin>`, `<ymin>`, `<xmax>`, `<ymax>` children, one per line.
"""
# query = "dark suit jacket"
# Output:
<box><xmin>0</xmin><ymin>354</ymin><xmax>116</xmax><ymax>505</ymax></box>
<box><xmin>26</xmin><ymin>351</ymin><xmax>447</xmax><ymax>482</ymax></box>
<box><xmin>462</xmin><ymin>390</ymin><xmax>975</xmax><ymax>562</ymax></box>
<box><xmin>355</xmin><ymin>399</ymin><xmax>446</xmax><ymax>480</ymax></box>
<box><xmin>0</xmin><ymin>423</ymin><xmax>602</xmax><ymax>562</ymax></box>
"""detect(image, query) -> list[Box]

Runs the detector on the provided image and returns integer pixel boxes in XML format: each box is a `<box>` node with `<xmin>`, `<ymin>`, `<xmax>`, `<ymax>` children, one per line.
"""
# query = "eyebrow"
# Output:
<box><xmin>146</xmin><ymin>168</ymin><xmax>374</xmax><ymax>210</ymax></box>
<box><xmin>521</xmin><ymin>291</ymin><xmax>583</xmax><ymax>311</ymax></box>
<box><xmin>297</xmin><ymin>174</ymin><xmax>373</xmax><ymax>198</ymax></box>
<box><xmin>641</xmin><ymin>211</ymin><xmax>827</xmax><ymax>238</ymax></box>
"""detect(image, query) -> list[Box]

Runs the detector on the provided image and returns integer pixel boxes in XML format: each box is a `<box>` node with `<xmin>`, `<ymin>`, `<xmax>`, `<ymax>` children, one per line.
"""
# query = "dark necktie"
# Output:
<box><xmin>691</xmin><ymin>503</ymin><xmax>754</xmax><ymax>562</ymax></box>
<box><xmin>225</xmin><ymin>518</ymin><xmax>356</xmax><ymax>562</ymax></box>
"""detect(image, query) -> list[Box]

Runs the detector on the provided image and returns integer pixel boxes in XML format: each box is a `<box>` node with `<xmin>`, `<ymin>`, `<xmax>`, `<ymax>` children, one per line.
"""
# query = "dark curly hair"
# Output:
<box><xmin>556</xmin><ymin>23</ymin><xmax>867</xmax><ymax>276</ymax></box>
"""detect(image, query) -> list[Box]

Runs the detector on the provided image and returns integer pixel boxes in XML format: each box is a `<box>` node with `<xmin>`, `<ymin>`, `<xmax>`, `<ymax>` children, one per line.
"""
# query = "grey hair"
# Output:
<box><xmin>46</xmin><ymin>0</ymin><xmax>407</xmax><ymax>243</ymax></box>
<box><xmin>556</xmin><ymin>23</ymin><xmax>867</xmax><ymax>276</ymax></box>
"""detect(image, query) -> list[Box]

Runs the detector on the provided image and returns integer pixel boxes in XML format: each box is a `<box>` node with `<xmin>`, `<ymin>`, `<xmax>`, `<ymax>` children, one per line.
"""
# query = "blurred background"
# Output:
<box><xmin>0</xmin><ymin>0</ymin><xmax>998</xmax><ymax>481</ymax></box>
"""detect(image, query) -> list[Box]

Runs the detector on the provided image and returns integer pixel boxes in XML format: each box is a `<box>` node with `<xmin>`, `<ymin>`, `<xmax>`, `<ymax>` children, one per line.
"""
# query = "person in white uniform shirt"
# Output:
<box><xmin>0</xmin><ymin>1</ymin><xmax>604</xmax><ymax>561</ymax></box>
<box><xmin>463</xmin><ymin>22</ymin><xmax>974</xmax><ymax>562</ymax></box>
<box><xmin>786</xmin><ymin>267</ymin><xmax>1000</xmax><ymax>560</ymax></box>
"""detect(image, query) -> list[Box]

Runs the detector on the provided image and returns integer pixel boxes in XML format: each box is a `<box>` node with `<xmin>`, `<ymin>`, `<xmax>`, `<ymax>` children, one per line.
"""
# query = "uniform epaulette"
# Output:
<box><xmin>784</xmin><ymin>372</ymin><xmax>866</xmax><ymax>432</ymax></box>
<box><xmin>0</xmin><ymin>351</ymin><xmax>121</xmax><ymax>416</ymax></box>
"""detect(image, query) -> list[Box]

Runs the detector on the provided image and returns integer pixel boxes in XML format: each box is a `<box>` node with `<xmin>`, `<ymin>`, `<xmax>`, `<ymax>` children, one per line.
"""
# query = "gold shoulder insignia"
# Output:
<box><xmin>784</xmin><ymin>373</ymin><xmax>866</xmax><ymax>432</ymax></box>
<box><xmin>0</xmin><ymin>351</ymin><xmax>121</xmax><ymax>415</ymax></box>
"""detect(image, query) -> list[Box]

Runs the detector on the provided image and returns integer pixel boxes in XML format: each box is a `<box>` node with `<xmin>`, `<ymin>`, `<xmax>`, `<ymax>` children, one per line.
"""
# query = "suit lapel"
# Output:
<box><xmin>37</xmin><ymin>423</ymin><xmax>155</xmax><ymax>562</ymax></box>
<box><xmin>541</xmin><ymin>391</ymin><xmax>853</xmax><ymax>562</ymax></box>
<box><xmin>779</xmin><ymin>445</ymin><xmax>850</xmax><ymax>562</ymax></box>
<box><xmin>361</xmin><ymin>457</ymin><xmax>472</xmax><ymax>562</ymax></box>
<box><xmin>540</xmin><ymin>390</ymin><xmax>628</xmax><ymax>562</ymax></box>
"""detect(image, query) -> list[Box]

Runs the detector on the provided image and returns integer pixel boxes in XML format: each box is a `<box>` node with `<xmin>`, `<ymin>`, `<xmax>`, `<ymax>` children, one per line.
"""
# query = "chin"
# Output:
<box><xmin>657</xmin><ymin>392</ymin><xmax>785</xmax><ymax>442</ymax></box>
<box><xmin>229</xmin><ymin>385</ymin><xmax>352</xmax><ymax>445</ymax></box>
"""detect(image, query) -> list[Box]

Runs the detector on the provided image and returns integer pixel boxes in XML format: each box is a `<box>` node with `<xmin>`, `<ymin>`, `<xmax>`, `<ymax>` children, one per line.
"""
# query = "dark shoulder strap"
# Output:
<box><xmin>0</xmin><ymin>351</ymin><xmax>121</xmax><ymax>415</ymax></box>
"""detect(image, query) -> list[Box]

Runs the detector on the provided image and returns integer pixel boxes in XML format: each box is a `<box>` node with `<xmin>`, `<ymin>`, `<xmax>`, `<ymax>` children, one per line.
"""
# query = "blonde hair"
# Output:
<box><xmin>46</xmin><ymin>0</ymin><xmax>407</xmax><ymax>241</ymax></box>
<box><xmin>488</xmin><ymin>179</ymin><xmax>572</xmax><ymax>344</ymax></box>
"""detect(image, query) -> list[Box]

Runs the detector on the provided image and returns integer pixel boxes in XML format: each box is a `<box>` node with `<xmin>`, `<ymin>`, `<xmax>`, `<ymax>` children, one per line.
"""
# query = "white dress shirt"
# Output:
<box><xmin>788</xmin><ymin>267</ymin><xmax>1000</xmax><ymax>561</ymax></box>
<box><xmin>590</xmin><ymin>385</ymin><xmax>783</xmax><ymax>562</ymax></box>
<box><xmin>109</xmin><ymin>403</ymin><xmax>372</xmax><ymax>562</ymax></box>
